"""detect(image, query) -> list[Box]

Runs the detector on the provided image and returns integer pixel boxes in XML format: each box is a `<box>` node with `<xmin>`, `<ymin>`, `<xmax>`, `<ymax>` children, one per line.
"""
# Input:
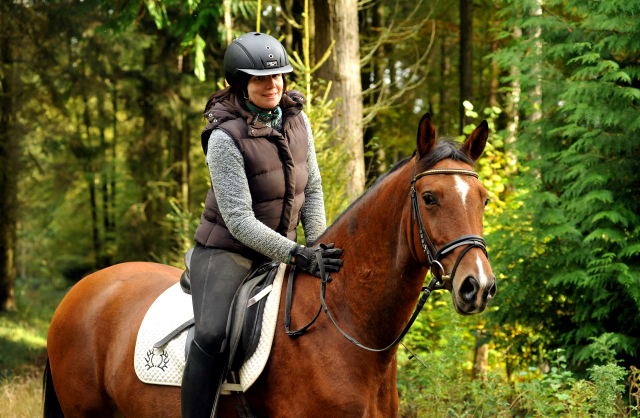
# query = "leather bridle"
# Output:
<box><xmin>284</xmin><ymin>167</ymin><xmax>489</xmax><ymax>352</ymax></box>
<box><xmin>409</xmin><ymin>168</ymin><xmax>488</xmax><ymax>289</ymax></box>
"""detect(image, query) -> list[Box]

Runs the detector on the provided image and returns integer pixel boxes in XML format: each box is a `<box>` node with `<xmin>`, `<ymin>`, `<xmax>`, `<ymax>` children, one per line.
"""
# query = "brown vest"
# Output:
<box><xmin>193</xmin><ymin>90</ymin><xmax>309</xmax><ymax>261</ymax></box>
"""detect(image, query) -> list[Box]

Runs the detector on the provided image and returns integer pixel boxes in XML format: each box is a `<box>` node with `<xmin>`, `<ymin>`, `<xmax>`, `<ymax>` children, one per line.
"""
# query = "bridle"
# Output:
<box><xmin>284</xmin><ymin>167</ymin><xmax>489</xmax><ymax>352</ymax></box>
<box><xmin>409</xmin><ymin>168</ymin><xmax>488</xmax><ymax>289</ymax></box>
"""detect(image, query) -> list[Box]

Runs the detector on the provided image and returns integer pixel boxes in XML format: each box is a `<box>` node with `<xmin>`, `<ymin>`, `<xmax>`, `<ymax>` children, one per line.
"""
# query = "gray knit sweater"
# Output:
<box><xmin>206</xmin><ymin>111</ymin><xmax>326</xmax><ymax>263</ymax></box>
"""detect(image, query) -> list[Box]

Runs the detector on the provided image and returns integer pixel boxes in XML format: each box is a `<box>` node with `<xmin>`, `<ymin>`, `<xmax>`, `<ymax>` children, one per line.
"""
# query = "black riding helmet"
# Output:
<box><xmin>224</xmin><ymin>32</ymin><xmax>293</xmax><ymax>105</ymax></box>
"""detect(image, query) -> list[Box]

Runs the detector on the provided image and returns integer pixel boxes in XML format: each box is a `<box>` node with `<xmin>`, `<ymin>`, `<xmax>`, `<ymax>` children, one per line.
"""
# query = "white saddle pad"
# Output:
<box><xmin>134</xmin><ymin>263</ymin><xmax>286</xmax><ymax>392</ymax></box>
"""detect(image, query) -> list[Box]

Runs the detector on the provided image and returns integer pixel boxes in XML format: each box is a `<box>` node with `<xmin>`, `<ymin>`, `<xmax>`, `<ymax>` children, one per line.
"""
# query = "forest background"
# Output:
<box><xmin>0</xmin><ymin>0</ymin><xmax>639</xmax><ymax>416</ymax></box>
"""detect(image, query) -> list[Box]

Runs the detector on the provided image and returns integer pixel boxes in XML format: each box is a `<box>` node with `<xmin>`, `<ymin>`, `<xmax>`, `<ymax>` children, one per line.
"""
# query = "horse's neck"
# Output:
<box><xmin>321</xmin><ymin>165</ymin><xmax>427</xmax><ymax>354</ymax></box>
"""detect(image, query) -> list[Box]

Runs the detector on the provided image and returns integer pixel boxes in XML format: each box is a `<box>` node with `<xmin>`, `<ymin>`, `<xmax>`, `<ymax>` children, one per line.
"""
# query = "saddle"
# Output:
<box><xmin>178</xmin><ymin>248</ymin><xmax>280</xmax><ymax>375</ymax></box>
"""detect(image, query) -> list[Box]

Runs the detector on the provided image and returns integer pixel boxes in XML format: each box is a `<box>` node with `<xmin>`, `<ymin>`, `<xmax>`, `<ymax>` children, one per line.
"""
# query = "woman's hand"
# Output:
<box><xmin>289</xmin><ymin>243</ymin><xmax>344</xmax><ymax>278</ymax></box>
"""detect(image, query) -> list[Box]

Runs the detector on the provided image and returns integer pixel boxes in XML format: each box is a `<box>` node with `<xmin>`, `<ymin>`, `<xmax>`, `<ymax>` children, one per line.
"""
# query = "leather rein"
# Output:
<box><xmin>284</xmin><ymin>168</ymin><xmax>488</xmax><ymax>352</ymax></box>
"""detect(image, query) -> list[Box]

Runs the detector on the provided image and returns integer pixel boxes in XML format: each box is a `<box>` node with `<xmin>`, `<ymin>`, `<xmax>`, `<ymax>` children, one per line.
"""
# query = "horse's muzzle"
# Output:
<box><xmin>453</xmin><ymin>275</ymin><xmax>496</xmax><ymax>314</ymax></box>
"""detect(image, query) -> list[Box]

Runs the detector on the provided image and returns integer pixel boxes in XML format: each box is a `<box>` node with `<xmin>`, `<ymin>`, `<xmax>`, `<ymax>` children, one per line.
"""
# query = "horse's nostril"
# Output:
<box><xmin>486</xmin><ymin>279</ymin><xmax>497</xmax><ymax>300</ymax></box>
<box><xmin>459</xmin><ymin>276</ymin><xmax>478</xmax><ymax>302</ymax></box>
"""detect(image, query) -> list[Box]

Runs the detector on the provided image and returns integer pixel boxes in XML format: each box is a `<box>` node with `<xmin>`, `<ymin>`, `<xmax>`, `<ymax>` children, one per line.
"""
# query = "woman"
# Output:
<box><xmin>182</xmin><ymin>32</ymin><xmax>344</xmax><ymax>418</ymax></box>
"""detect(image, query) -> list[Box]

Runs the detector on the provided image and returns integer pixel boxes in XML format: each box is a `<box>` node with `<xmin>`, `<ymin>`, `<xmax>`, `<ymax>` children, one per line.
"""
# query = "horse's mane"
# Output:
<box><xmin>319</xmin><ymin>139</ymin><xmax>473</xmax><ymax>239</ymax></box>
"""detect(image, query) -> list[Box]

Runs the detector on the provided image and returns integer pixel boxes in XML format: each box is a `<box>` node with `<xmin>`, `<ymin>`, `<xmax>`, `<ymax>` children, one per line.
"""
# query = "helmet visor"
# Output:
<box><xmin>237</xmin><ymin>64</ymin><xmax>294</xmax><ymax>77</ymax></box>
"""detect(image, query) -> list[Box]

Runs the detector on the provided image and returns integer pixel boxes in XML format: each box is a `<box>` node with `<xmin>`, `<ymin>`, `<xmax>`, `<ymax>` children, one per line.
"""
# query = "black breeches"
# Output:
<box><xmin>190</xmin><ymin>244</ymin><xmax>256</xmax><ymax>354</ymax></box>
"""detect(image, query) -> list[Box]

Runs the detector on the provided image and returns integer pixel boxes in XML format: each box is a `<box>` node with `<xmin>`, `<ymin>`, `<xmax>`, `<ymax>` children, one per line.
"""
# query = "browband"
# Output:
<box><xmin>414</xmin><ymin>168</ymin><xmax>479</xmax><ymax>181</ymax></box>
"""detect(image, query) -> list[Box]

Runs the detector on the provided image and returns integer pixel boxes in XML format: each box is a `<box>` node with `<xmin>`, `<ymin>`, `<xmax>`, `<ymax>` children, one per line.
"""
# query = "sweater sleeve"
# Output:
<box><xmin>206</xmin><ymin>129</ymin><xmax>298</xmax><ymax>263</ymax></box>
<box><xmin>299</xmin><ymin>112</ymin><xmax>327</xmax><ymax>244</ymax></box>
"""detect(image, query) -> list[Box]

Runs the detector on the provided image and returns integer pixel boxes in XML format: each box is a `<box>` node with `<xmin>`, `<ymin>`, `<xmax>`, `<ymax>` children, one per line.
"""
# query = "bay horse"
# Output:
<box><xmin>44</xmin><ymin>114</ymin><xmax>496</xmax><ymax>418</ymax></box>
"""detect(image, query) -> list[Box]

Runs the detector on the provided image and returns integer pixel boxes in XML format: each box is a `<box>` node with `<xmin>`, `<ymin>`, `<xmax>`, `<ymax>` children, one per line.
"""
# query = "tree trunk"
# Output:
<box><xmin>0</xmin><ymin>10</ymin><xmax>17</xmax><ymax>310</ymax></box>
<box><xmin>505</xmin><ymin>26</ymin><xmax>522</xmax><ymax>175</ymax></box>
<box><xmin>81</xmin><ymin>84</ymin><xmax>104</xmax><ymax>269</ymax></box>
<box><xmin>459</xmin><ymin>0</ymin><xmax>474</xmax><ymax>133</ymax></box>
<box><xmin>110</xmin><ymin>85</ymin><xmax>117</xmax><ymax>232</ymax></box>
<box><xmin>472</xmin><ymin>333</ymin><xmax>489</xmax><ymax>380</ymax></box>
<box><xmin>488</xmin><ymin>41</ymin><xmax>499</xmax><ymax>108</ymax></box>
<box><xmin>529</xmin><ymin>0</ymin><xmax>542</xmax><ymax>124</ymax></box>
<box><xmin>172</xmin><ymin>96</ymin><xmax>191</xmax><ymax>211</ymax></box>
<box><xmin>281</xmin><ymin>0</ymin><xmax>294</xmax><ymax>52</ymax></box>
<box><xmin>88</xmin><ymin>174</ymin><xmax>102</xmax><ymax>269</ymax></box>
<box><xmin>314</xmin><ymin>0</ymin><xmax>364</xmax><ymax>202</ymax></box>
<box><xmin>100</xmin><ymin>126</ymin><xmax>112</xmax><ymax>266</ymax></box>
<box><xmin>362</xmin><ymin>2</ymin><xmax>386</xmax><ymax>182</ymax></box>
<box><xmin>224</xmin><ymin>0</ymin><xmax>233</xmax><ymax>46</ymax></box>
<box><xmin>439</xmin><ymin>35</ymin><xmax>452</xmax><ymax>135</ymax></box>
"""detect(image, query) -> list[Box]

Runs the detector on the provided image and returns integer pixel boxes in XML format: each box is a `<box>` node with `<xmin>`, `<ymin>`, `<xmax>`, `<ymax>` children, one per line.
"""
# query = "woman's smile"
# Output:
<box><xmin>247</xmin><ymin>74</ymin><xmax>283</xmax><ymax>109</ymax></box>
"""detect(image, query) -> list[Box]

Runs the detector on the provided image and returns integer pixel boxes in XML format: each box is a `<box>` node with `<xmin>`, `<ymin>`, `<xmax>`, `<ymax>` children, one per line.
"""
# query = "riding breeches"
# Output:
<box><xmin>189</xmin><ymin>244</ymin><xmax>258</xmax><ymax>354</ymax></box>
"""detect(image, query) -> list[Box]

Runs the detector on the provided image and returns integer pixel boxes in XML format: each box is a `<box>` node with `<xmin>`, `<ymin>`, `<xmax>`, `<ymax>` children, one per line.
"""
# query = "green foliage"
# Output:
<box><xmin>458</xmin><ymin>101</ymin><xmax>510</xmax><ymax>224</ymax></box>
<box><xmin>590</xmin><ymin>363</ymin><xmax>628</xmax><ymax>418</ymax></box>
<box><xmin>399</xmin><ymin>320</ymin><xmax>635</xmax><ymax>417</ymax></box>
<box><xmin>0</xmin><ymin>278</ymin><xmax>66</xmax><ymax>376</ymax></box>
<box><xmin>488</xmin><ymin>0</ymin><xmax>640</xmax><ymax>368</ymax></box>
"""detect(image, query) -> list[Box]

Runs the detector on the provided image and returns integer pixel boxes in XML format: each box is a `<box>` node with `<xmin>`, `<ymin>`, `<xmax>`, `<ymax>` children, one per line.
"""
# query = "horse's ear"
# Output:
<box><xmin>416</xmin><ymin>113</ymin><xmax>437</xmax><ymax>160</ymax></box>
<box><xmin>461</xmin><ymin>120</ymin><xmax>489</xmax><ymax>161</ymax></box>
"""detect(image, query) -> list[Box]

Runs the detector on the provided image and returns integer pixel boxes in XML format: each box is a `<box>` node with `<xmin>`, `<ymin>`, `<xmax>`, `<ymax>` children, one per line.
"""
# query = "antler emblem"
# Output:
<box><xmin>144</xmin><ymin>349</ymin><xmax>170</xmax><ymax>371</ymax></box>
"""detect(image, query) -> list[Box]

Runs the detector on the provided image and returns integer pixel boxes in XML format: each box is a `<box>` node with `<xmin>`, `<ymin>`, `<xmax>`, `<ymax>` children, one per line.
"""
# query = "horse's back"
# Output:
<box><xmin>47</xmin><ymin>262</ymin><xmax>181</xmax><ymax>417</ymax></box>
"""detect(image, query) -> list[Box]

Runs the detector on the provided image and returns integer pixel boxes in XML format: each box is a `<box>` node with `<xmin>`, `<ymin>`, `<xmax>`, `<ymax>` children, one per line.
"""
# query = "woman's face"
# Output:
<box><xmin>246</xmin><ymin>74</ymin><xmax>283</xmax><ymax>110</ymax></box>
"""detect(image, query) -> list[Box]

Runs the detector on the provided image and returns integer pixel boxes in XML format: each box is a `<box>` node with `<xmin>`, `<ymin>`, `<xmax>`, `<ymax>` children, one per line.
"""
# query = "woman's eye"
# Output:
<box><xmin>422</xmin><ymin>194</ymin><xmax>437</xmax><ymax>206</ymax></box>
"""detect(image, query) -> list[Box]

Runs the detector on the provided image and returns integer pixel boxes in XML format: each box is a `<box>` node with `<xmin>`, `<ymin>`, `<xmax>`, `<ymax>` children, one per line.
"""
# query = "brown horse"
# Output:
<box><xmin>44</xmin><ymin>114</ymin><xmax>496</xmax><ymax>418</ymax></box>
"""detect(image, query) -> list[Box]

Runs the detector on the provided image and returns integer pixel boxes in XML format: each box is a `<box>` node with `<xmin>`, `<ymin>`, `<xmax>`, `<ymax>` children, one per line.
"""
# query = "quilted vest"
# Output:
<box><xmin>193</xmin><ymin>90</ymin><xmax>309</xmax><ymax>261</ymax></box>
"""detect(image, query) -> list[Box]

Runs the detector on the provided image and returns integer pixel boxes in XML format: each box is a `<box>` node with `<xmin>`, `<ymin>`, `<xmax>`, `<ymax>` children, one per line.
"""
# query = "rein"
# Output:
<box><xmin>284</xmin><ymin>168</ymin><xmax>488</xmax><ymax>352</ymax></box>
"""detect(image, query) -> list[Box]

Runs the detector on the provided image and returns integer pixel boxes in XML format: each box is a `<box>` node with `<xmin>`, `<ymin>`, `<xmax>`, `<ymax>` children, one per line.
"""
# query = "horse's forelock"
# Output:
<box><xmin>416</xmin><ymin>139</ymin><xmax>475</xmax><ymax>172</ymax></box>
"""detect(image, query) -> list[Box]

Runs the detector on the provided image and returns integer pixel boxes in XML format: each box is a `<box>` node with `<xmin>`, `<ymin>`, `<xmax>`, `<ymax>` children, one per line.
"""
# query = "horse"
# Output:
<box><xmin>44</xmin><ymin>113</ymin><xmax>496</xmax><ymax>418</ymax></box>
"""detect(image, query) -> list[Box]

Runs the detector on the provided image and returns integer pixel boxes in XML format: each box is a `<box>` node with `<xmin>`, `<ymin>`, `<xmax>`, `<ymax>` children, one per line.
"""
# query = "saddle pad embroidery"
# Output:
<box><xmin>133</xmin><ymin>263</ymin><xmax>286</xmax><ymax>391</ymax></box>
<box><xmin>134</xmin><ymin>282</ymin><xmax>193</xmax><ymax>386</ymax></box>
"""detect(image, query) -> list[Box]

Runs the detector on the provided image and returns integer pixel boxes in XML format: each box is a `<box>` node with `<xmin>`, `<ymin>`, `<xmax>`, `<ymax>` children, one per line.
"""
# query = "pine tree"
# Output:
<box><xmin>490</xmin><ymin>0</ymin><xmax>640</xmax><ymax>367</ymax></box>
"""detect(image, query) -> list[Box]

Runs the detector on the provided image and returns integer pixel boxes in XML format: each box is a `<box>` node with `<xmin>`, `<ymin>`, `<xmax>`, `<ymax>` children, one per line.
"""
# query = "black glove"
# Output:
<box><xmin>289</xmin><ymin>243</ymin><xmax>344</xmax><ymax>278</ymax></box>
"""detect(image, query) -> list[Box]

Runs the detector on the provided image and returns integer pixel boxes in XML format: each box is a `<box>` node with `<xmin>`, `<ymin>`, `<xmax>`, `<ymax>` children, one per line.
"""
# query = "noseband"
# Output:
<box><xmin>410</xmin><ymin>168</ymin><xmax>488</xmax><ymax>289</ymax></box>
<box><xmin>284</xmin><ymin>167</ymin><xmax>490</xmax><ymax>353</ymax></box>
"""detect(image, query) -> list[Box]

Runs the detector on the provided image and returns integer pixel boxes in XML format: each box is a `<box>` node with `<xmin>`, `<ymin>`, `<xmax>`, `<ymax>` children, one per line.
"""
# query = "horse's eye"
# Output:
<box><xmin>484</xmin><ymin>197</ymin><xmax>489</xmax><ymax>207</ymax></box>
<box><xmin>422</xmin><ymin>193</ymin><xmax>437</xmax><ymax>206</ymax></box>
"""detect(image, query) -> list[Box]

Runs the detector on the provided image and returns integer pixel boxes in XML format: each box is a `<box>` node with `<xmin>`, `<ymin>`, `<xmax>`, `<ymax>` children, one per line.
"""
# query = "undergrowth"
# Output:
<box><xmin>397</xmin><ymin>306</ymin><xmax>640</xmax><ymax>418</ymax></box>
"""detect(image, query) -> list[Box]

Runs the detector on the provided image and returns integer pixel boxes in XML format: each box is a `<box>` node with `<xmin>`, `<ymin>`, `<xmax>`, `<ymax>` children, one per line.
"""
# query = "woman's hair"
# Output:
<box><xmin>203</xmin><ymin>73</ymin><xmax>288</xmax><ymax>115</ymax></box>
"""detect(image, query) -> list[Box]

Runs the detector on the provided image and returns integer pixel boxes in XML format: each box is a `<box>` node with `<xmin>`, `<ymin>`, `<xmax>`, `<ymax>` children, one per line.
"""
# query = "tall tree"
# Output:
<box><xmin>315</xmin><ymin>0</ymin><xmax>365</xmax><ymax>202</ymax></box>
<box><xmin>0</xmin><ymin>0</ymin><xmax>23</xmax><ymax>310</ymax></box>
<box><xmin>459</xmin><ymin>0</ymin><xmax>473</xmax><ymax>132</ymax></box>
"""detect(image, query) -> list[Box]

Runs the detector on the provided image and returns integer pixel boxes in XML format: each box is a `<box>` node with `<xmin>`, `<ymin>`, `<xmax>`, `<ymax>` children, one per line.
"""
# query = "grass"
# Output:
<box><xmin>0</xmin><ymin>373</ymin><xmax>43</xmax><ymax>418</ymax></box>
<box><xmin>0</xmin><ymin>278</ymin><xmax>68</xmax><ymax>417</ymax></box>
